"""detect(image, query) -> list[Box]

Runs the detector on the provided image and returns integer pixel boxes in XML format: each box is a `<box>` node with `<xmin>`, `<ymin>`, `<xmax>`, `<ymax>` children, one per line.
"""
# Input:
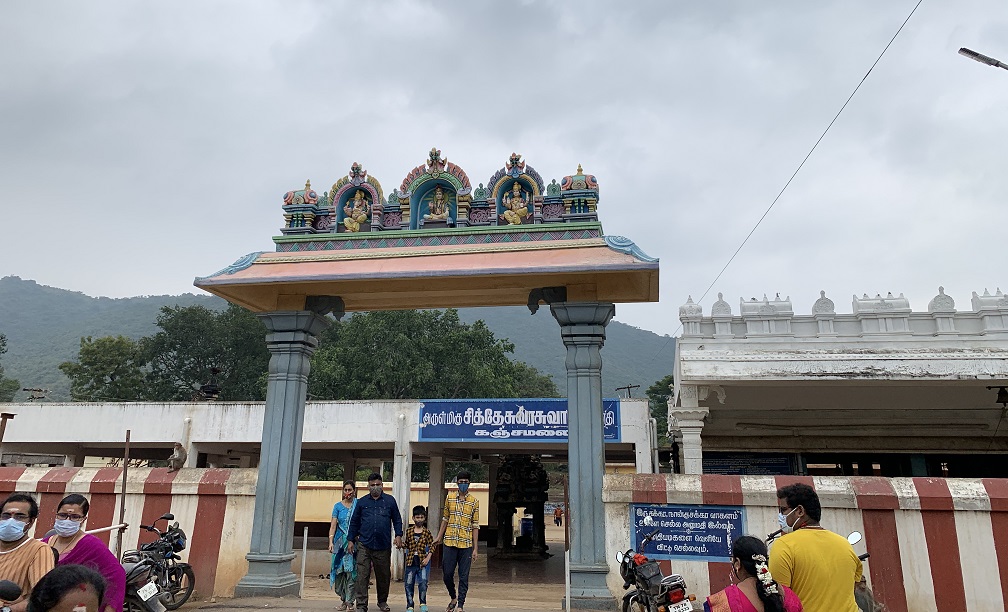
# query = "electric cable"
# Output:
<box><xmin>651</xmin><ymin>0</ymin><xmax>925</xmax><ymax>360</ymax></box>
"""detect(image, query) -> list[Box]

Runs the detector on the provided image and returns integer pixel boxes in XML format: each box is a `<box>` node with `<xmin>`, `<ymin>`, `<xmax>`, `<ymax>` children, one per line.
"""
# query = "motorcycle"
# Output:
<box><xmin>615</xmin><ymin>516</ymin><xmax>695</xmax><ymax>612</ymax></box>
<box><xmin>122</xmin><ymin>513</ymin><xmax>194</xmax><ymax>610</ymax></box>
<box><xmin>123</xmin><ymin>552</ymin><xmax>167</xmax><ymax>612</ymax></box>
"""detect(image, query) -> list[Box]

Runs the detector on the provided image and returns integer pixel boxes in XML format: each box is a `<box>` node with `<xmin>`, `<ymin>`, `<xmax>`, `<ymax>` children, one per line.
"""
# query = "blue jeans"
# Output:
<box><xmin>404</xmin><ymin>558</ymin><xmax>429</xmax><ymax>608</ymax></box>
<box><xmin>441</xmin><ymin>546</ymin><xmax>473</xmax><ymax>608</ymax></box>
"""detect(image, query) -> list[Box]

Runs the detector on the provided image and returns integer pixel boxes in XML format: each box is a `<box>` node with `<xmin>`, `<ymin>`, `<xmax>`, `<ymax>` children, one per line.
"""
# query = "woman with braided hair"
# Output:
<box><xmin>705</xmin><ymin>536</ymin><xmax>803</xmax><ymax>612</ymax></box>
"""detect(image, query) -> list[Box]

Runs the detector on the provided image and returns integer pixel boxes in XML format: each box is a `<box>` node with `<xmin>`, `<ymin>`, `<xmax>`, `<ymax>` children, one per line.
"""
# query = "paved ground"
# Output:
<box><xmin>190</xmin><ymin>523</ymin><xmax>572</xmax><ymax>612</ymax></box>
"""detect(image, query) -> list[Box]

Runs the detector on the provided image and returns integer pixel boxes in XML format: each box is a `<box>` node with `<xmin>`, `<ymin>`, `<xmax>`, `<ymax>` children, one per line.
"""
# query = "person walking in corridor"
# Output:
<box><xmin>434</xmin><ymin>471</ymin><xmax>479</xmax><ymax>612</ymax></box>
<box><xmin>347</xmin><ymin>473</ymin><xmax>403</xmax><ymax>612</ymax></box>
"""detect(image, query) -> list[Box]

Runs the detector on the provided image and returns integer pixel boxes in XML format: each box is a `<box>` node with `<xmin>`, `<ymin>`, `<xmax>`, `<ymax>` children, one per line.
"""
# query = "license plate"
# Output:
<box><xmin>669</xmin><ymin>601</ymin><xmax>692</xmax><ymax>612</ymax></box>
<box><xmin>138</xmin><ymin>581</ymin><xmax>159</xmax><ymax>601</ymax></box>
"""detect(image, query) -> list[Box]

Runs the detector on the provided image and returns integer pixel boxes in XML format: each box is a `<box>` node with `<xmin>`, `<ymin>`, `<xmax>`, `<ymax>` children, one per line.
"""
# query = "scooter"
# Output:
<box><xmin>614</xmin><ymin>516</ymin><xmax>696</xmax><ymax>612</ymax></box>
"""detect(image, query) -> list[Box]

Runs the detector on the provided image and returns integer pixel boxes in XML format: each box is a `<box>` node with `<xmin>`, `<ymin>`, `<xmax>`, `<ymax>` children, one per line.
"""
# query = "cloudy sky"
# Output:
<box><xmin>2</xmin><ymin>1</ymin><xmax>1006</xmax><ymax>337</ymax></box>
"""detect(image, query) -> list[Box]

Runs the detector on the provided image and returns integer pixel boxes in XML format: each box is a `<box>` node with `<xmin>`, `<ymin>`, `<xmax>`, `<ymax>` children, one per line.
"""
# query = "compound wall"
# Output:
<box><xmin>0</xmin><ymin>466</ymin><xmax>257</xmax><ymax>599</ymax></box>
<box><xmin>603</xmin><ymin>473</ymin><xmax>1008</xmax><ymax>612</ymax></box>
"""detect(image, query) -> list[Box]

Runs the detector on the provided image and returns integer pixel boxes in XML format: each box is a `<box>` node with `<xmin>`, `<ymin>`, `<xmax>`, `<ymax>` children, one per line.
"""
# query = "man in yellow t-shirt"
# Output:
<box><xmin>768</xmin><ymin>483</ymin><xmax>863</xmax><ymax>612</ymax></box>
<box><xmin>434</xmin><ymin>471</ymin><xmax>479</xmax><ymax>612</ymax></box>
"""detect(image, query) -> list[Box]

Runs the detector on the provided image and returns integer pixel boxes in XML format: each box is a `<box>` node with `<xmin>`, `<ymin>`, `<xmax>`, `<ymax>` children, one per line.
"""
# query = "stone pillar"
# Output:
<box><xmin>550</xmin><ymin>301</ymin><xmax>616</xmax><ymax>611</ymax></box>
<box><xmin>428</xmin><ymin>454</ymin><xmax>446</xmax><ymax>568</ymax></box>
<box><xmin>342</xmin><ymin>459</ymin><xmax>358</xmax><ymax>484</ymax></box>
<box><xmin>234</xmin><ymin>309</ymin><xmax>333</xmax><ymax>598</ymax></box>
<box><xmin>428</xmin><ymin>453</ymin><xmax>445</xmax><ymax>526</ymax></box>
<box><xmin>670</xmin><ymin>386</ymin><xmax>709</xmax><ymax>475</ymax></box>
<box><xmin>486</xmin><ymin>457</ymin><xmax>500</xmax><ymax>529</ymax></box>
<box><xmin>391</xmin><ymin>410</ymin><xmax>412</xmax><ymax>581</ymax></box>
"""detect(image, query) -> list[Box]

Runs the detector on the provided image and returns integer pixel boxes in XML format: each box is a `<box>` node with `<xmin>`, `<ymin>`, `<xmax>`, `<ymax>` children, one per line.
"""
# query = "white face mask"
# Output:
<box><xmin>778</xmin><ymin>507</ymin><xmax>798</xmax><ymax>534</ymax></box>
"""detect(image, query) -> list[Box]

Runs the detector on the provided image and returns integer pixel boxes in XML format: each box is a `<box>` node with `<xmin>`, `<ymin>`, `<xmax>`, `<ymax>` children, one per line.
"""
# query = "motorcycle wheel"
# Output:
<box><xmin>623</xmin><ymin>590</ymin><xmax>650</xmax><ymax>612</ymax></box>
<box><xmin>159</xmin><ymin>565</ymin><xmax>195</xmax><ymax>610</ymax></box>
<box><xmin>125</xmin><ymin>596</ymin><xmax>145</xmax><ymax>612</ymax></box>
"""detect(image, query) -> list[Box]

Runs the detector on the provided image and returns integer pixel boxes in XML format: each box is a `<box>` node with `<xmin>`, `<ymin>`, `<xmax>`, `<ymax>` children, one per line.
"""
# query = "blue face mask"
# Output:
<box><xmin>54</xmin><ymin>519</ymin><xmax>81</xmax><ymax>538</ymax></box>
<box><xmin>0</xmin><ymin>518</ymin><xmax>26</xmax><ymax>543</ymax></box>
<box><xmin>457</xmin><ymin>482</ymin><xmax>469</xmax><ymax>494</ymax></box>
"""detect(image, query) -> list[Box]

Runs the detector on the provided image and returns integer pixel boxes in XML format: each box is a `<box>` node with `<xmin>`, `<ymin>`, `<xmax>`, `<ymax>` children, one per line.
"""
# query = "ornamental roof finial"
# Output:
<box><xmin>305</xmin><ymin>179</ymin><xmax>311</xmax><ymax>191</ymax></box>
<box><xmin>576</xmin><ymin>163</ymin><xmax>583</xmax><ymax>174</ymax></box>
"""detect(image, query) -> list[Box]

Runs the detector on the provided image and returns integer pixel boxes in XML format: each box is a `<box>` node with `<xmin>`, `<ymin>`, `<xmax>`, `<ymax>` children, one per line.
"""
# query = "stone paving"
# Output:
<box><xmin>190</xmin><ymin>525</ymin><xmax>569</xmax><ymax>612</ymax></box>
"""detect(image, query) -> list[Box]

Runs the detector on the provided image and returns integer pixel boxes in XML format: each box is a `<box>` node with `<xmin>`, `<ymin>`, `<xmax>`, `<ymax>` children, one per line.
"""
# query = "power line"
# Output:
<box><xmin>652</xmin><ymin>0</ymin><xmax>925</xmax><ymax>360</ymax></box>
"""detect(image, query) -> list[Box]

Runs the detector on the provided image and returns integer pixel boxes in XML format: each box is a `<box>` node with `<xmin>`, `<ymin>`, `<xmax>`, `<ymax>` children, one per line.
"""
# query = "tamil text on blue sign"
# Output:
<box><xmin>631</xmin><ymin>503</ymin><xmax>746</xmax><ymax>563</ymax></box>
<box><xmin>418</xmin><ymin>398</ymin><xmax>620</xmax><ymax>443</ymax></box>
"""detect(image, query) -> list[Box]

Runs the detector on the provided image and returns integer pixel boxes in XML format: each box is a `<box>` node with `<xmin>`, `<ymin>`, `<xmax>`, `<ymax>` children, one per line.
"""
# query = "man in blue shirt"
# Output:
<box><xmin>348</xmin><ymin>472</ymin><xmax>403</xmax><ymax>612</ymax></box>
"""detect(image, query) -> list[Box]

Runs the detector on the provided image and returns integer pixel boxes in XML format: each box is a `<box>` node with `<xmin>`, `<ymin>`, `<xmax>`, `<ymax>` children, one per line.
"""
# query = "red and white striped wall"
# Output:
<box><xmin>603</xmin><ymin>474</ymin><xmax>1008</xmax><ymax>612</ymax></box>
<box><xmin>0</xmin><ymin>467</ymin><xmax>257</xmax><ymax>598</ymax></box>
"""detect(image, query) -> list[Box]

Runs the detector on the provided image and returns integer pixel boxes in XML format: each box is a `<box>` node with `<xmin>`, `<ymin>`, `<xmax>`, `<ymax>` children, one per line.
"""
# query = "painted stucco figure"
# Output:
<box><xmin>424</xmin><ymin>186</ymin><xmax>451</xmax><ymax>222</ymax></box>
<box><xmin>500</xmin><ymin>182</ymin><xmax>528</xmax><ymax>225</ymax></box>
<box><xmin>343</xmin><ymin>189</ymin><xmax>369</xmax><ymax>233</ymax></box>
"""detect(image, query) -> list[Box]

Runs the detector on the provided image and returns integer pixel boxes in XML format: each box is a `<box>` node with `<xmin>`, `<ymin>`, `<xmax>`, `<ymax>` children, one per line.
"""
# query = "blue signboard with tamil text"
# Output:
<box><xmin>418</xmin><ymin>398</ymin><xmax>620</xmax><ymax>443</ymax></box>
<box><xmin>631</xmin><ymin>503</ymin><xmax>746</xmax><ymax>563</ymax></box>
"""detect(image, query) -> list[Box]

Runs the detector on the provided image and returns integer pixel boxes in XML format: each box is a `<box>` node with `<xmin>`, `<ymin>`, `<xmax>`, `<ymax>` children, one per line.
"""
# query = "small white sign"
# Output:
<box><xmin>138</xmin><ymin>581</ymin><xmax>159</xmax><ymax>601</ymax></box>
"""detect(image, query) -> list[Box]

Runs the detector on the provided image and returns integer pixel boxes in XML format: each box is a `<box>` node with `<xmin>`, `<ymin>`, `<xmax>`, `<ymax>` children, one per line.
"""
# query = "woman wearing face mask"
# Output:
<box><xmin>704</xmin><ymin>536</ymin><xmax>803</xmax><ymax>612</ymax></box>
<box><xmin>41</xmin><ymin>494</ymin><xmax>124</xmax><ymax>612</ymax></box>
<box><xmin>329</xmin><ymin>481</ymin><xmax>358</xmax><ymax>611</ymax></box>
<box><xmin>0</xmin><ymin>493</ymin><xmax>55</xmax><ymax>612</ymax></box>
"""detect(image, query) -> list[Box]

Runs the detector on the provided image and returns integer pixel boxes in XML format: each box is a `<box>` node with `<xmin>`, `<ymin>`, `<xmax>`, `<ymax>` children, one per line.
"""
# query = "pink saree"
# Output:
<box><xmin>44</xmin><ymin>533</ymin><xmax>126</xmax><ymax>612</ymax></box>
<box><xmin>705</xmin><ymin>583</ymin><xmax>803</xmax><ymax>612</ymax></box>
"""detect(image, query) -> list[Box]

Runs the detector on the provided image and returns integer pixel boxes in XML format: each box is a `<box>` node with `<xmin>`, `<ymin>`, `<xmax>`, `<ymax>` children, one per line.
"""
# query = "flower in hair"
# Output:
<box><xmin>753</xmin><ymin>554</ymin><xmax>779</xmax><ymax>595</ymax></box>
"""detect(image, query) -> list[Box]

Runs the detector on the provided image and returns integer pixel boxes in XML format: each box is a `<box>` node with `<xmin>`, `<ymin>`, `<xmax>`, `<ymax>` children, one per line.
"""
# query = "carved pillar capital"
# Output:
<box><xmin>670</xmin><ymin>407</ymin><xmax>710</xmax><ymax>429</ymax></box>
<box><xmin>670</xmin><ymin>407</ymin><xmax>709</xmax><ymax>475</ymax></box>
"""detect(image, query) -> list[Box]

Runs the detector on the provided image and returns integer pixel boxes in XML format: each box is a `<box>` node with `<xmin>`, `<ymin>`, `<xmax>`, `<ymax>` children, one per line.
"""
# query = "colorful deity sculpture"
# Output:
<box><xmin>426</xmin><ymin>147</ymin><xmax>447</xmax><ymax>173</ymax></box>
<box><xmin>423</xmin><ymin>185</ymin><xmax>451</xmax><ymax>222</ymax></box>
<box><xmin>500</xmin><ymin>181</ymin><xmax>529</xmax><ymax>225</ymax></box>
<box><xmin>343</xmin><ymin>189</ymin><xmax>370</xmax><ymax>232</ymax></box>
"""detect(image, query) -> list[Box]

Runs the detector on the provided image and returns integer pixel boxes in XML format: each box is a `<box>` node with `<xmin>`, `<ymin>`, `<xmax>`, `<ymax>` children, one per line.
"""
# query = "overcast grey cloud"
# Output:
<box><xmin>1</xmin><ymin>1</ymin><xmax>1006</xmax><ymax>337</ymax></box>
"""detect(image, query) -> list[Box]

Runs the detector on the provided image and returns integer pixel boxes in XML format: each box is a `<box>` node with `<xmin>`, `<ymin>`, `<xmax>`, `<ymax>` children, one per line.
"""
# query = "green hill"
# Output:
<box><xmin>0</xmin><ymin>276</ymin><xmax>674</xmax><ymax>402</ymax></box>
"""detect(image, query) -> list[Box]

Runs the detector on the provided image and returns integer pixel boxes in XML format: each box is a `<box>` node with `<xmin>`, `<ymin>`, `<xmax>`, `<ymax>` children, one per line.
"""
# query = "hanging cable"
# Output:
<box><xmin>652</xmin><ymin>0</ymin><xmax>925</xmax><ymax>360</ymax></box>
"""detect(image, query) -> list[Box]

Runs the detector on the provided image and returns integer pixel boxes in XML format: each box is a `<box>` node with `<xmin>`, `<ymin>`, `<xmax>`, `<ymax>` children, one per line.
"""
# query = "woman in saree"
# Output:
<box><xmin>329</xmin><ymin>480</ymin><xmax>358</xmax><ymax>611</ymax></box>
<box><xmin>42</xmin><ymin>494</ymin><xmax>126</xmax><ymax>612</ymax></box>
<box><xmin>705</xmin><ymin>536</ymin><xmax>802</xmax><ymax>612</ymax></box>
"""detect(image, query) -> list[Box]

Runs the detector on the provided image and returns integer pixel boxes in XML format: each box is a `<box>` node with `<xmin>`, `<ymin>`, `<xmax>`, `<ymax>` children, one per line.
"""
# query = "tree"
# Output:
<box><xmin>308</xmin><ymin>309</ymin><xmax>559</xmax><ymax>400</ymax></box>
<box><xmin>142</xmin><ymin>304</ymin><xmax>269</xmax><ymax>401</ymax></box>
<box><xmin>511</xmin><ymin>361</ymin><xmax>562</xmax><ymax>398</ymax></box>
<box><xmin>59</xmin><ymin>336</ymin><xmax>145</xmax><ymax>401</ymax></box>
<box><xmin>0</xmin><ymin>334</ymin><xmax>19</xmax><ymax>402</ymax></box>
<box><xmin>646</xmin><ymin>373</ymin><xmax>674</xmax><ymax>447</ymax></box>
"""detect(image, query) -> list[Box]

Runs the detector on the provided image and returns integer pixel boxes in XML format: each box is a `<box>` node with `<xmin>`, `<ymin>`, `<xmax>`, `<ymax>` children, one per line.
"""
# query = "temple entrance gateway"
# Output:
<box><xmin>194</xmin><ymin>151</ymin><xmax>659</xmax><ymax>610</ymax></box>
